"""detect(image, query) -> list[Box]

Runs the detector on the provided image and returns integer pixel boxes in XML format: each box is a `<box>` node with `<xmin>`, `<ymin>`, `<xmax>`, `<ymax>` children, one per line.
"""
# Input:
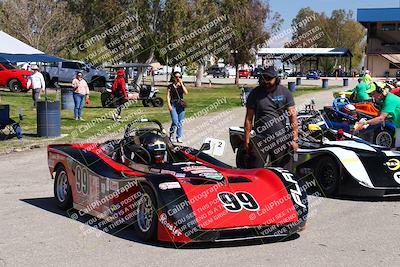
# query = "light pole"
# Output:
<box><xmin>230</xmin><ymin>49</ymin><xmax>238</xmax><ymax>85</ymax></box>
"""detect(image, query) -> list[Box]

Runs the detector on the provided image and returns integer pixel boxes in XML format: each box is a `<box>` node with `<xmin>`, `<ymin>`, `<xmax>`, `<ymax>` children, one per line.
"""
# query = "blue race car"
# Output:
<box><xmin>323</xmin><ymin>98</ymin><xmax>396</xmax><ymax>148</ymax></box>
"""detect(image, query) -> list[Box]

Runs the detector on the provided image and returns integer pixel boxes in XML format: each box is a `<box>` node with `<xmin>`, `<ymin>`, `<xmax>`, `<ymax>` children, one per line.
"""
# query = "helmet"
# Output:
<box><xmin>342</xmin><ymin>104</ymin><xmax>357</xmax><ymax>119</ymax></box>
<box><xmin>140</xmin><ymin>132</ymin><xmax>167</xmax><ymax>164</ymax></box>
<box><xmin>116</xmin><ymin>69</ymin><xmax>125</xmax><ymax>76</ymax></box>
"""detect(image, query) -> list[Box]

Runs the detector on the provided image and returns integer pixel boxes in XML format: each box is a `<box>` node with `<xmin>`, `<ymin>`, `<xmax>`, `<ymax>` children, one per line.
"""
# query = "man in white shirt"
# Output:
<box><xmin>26</xmin><ymin>65</ymin><xmax>46</xmax><ymax>108</ymax></box>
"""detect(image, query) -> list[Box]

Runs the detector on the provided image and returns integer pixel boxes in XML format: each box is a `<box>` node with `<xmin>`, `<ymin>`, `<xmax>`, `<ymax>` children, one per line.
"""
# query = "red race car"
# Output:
<box><xmin>239</xmin><ymin>69</ymin><xmax>251</xmax><ymax>79</ymax></box>
<box><xmin>48</xmin><ymin>119</ymin><xmax>308</xmax><ymax>243</ymax></box>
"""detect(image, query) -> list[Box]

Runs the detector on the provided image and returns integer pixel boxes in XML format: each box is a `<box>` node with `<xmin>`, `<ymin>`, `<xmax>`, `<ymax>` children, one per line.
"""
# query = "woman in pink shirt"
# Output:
<box><xmin>72</xmin><ymin>72</ymin><xmax>90</xmax><ymax>120</ymax></box>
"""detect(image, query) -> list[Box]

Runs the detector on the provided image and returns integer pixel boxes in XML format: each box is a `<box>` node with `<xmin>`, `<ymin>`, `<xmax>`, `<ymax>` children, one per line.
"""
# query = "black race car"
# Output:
<box><xmin>229</xmin><ymin>110</ymin><xmax>400</xmax><ymax>197</ymax></box>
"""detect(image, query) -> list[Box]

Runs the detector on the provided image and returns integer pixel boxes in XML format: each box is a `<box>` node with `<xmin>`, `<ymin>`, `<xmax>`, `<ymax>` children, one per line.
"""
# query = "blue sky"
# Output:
<box><xmin>268</xmin><ymin>0</ymin><xmax>399</xmax><ymax>47</ymax></box>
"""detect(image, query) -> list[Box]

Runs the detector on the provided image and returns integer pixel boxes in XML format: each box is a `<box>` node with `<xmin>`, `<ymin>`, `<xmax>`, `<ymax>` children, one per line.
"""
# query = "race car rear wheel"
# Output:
<box><xmin>54</xmin><ymin>165</ymin><xmax>73</xmax><ymax>210</ymax></box>
<box><xmin>374</xmin><ymin>128</ymin><xmax>394</xmax><ymax>148</ymax></box>
<box><xmin>314</xmin><ymin>156</ymin><xmax>341</xmax><ymax>196</ymax></box>
<box><xmin>134</xmin><ymin>185</ymin><xmax>157</xmax><ymax>241</ymax></box>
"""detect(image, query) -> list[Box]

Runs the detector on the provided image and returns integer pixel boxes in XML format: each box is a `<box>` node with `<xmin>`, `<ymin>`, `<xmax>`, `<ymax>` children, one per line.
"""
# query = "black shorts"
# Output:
<box><xmin>247</xmin><ymin>130</ymin><xmax>292</xmax><ymax>168</ymax></box>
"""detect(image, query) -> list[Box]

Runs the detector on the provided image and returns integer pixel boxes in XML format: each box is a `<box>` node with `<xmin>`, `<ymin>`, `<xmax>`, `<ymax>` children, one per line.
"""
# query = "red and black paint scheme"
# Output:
<box><xmin>48</xmin><ymin>119</ymin><xmax>308</xmax><ymax>243</ymax></box>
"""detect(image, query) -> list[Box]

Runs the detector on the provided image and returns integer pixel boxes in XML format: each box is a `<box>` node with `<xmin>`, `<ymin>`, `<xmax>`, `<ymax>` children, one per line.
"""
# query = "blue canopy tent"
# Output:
<box><xmin>0</xmin><ymin>30</ymin><xmax>64</xmax><ymax>63</ymax></box>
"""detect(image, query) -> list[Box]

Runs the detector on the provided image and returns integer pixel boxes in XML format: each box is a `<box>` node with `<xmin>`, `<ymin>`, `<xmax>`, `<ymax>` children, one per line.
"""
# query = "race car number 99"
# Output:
<box><xmin>217</xmin><ymin>192</ymin><xmax>259</xmax><ymax>212</ymax></box>
<box><xmin>75</xmin><ymin>165</ymin><xmax>89</xmax><ymax>195</ymax></box>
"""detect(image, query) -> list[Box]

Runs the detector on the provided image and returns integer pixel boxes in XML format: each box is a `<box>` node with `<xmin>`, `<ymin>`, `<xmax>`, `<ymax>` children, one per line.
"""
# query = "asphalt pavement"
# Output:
<box><xmin>1</xmin><ymin>85</ymin><xmax>399</xmax><ymax>267</ymax></box>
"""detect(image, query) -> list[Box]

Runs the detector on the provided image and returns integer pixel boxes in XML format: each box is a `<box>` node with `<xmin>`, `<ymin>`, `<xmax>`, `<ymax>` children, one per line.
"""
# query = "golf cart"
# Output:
<box><xmin>101</xmin><ymin>63</ymin><xmax>164</xmax><ymax>108</ymax></box>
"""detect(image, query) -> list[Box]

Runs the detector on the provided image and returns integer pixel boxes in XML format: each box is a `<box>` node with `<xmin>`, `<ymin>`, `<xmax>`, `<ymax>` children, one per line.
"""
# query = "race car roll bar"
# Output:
<box><xmin>124</xmin><ymin>118</ymin><xmax>165</xmax><ymax>137</ymax></box>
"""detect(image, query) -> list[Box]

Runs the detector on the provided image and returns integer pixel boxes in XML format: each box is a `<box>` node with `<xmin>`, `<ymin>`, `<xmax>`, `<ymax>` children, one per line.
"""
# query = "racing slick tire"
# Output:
<box><xmin>8</xmin><ymin>79</ymin><xmax>23</xmax><ymax>92</ymax></box>
<box><xmin>134</xmin><ymin>185</ymin><xmax>158</xmax><ymax>241</ymax></box>
<box><xmin>314</xmin><ymin>155</ymin><xmax>341</xmax><ymax>196</ymax></box>
<box><xmin>374</xmin><ymin>128</ymin><xmax>394</xmax><ymax>148</ymax></box>
<box><xmin>53</xmin><ymin>165</ymin><xmax>73</xmax><ymax>210</ymax></box>
<box><xmin>151</xmin><ymin>97</ymin><xmax>164</xmax><ymax>107</ymax></box>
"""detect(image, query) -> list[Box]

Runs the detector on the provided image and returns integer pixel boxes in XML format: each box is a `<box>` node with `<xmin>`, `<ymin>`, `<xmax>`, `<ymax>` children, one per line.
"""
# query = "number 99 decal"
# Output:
<box><xmin>75</xmin><ymin>165</ymin><xmax>89</xmax><ymax>195</ymax></box>
<box><xmin>217</xmin><ymin>191</ymin><xmax>259</xmax><ymax>212</ymax></box>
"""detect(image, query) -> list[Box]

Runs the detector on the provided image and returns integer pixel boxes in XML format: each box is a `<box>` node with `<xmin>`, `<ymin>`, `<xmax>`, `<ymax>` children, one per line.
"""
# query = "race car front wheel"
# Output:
<box><xmin>54</xmin><ymin>165</ymin><xmax>73</xmax><ymax>210</ymax></box>
<box><xmin>134</xmin><ymin>185</ymin><xmax>157</xmax><ymax>241</ymax></box>
<box><xmin>314</xmin><ymin>156</ymin><xmax>341</xmax><ymax>196</ymax></box>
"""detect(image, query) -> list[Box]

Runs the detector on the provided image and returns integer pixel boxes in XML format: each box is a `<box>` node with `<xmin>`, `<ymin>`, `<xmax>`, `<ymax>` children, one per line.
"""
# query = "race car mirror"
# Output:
<box><xmin>308</xmin><ymin>124</ymin><xmax>322</xmax><ymax>131</ymax></box>
<box><xmin>203</xmin><ymin>138</ymin><xmax>226</xmax><ymax>157</ymax></box>
<box><xmin>199</xmin><ymin>142</ymin><xmax>211</xmax><ymax>152</ymax></box>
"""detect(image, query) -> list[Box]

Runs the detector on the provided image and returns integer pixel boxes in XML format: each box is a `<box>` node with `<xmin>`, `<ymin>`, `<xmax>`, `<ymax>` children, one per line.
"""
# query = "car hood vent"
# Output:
<box><xmin>228</xmin><ymin>176</ymin><xmax>251</xmax><ymax>183</ymax></box>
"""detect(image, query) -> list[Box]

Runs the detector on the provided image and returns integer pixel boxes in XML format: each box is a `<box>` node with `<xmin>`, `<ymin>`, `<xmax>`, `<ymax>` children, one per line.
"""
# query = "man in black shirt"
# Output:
<box><xmin>244</xmin><ymin>66</ymin><xmax>298</xmax><ymax>168</ymax></box>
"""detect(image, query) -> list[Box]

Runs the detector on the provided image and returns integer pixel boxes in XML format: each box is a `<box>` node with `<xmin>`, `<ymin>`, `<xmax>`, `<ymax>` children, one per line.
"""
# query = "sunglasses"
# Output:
<box><xmin>260</xmin><ymin>76</ymin><xmax>274</xmax><ymax>81</ymax></box>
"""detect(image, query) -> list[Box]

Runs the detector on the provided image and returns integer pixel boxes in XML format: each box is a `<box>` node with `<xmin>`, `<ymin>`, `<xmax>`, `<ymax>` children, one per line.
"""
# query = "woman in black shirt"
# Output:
<box><xmin>167</xmin><ymin>71</ymin><xmax>188</xmax><ymax>143</ymax></box>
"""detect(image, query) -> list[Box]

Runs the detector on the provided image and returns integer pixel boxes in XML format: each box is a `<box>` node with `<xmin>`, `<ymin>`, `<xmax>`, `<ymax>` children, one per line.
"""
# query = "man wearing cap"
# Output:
<box><xmin>243</xmin><ymin>66</ymin><xmax>298</xmax><ymax>168</ymax></box>
<box><xmin>26</xmin><ymin>65</ymin><xmax>46</xmax><ymax>108</ymax></box>
<box><xmin>111</xmin><ymin>69</ymin><xmax>128</xmax><ymax>121</ymax></box>
<box><xmin>351</xmin><ymin>78</ymin><xmax>370</xmax><ymax>102</ymax></box>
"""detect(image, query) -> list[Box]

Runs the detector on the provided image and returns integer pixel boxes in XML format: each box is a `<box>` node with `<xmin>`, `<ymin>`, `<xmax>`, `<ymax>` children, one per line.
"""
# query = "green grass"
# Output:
<box><xmin>0</xmin><ymin>85</ymin><xmax>328</xmax><ymax>152</ymax></box>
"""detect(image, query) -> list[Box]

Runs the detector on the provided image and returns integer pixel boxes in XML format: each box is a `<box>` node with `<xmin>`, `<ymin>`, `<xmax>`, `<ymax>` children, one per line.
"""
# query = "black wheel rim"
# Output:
<box><xmin>375</xmin><ymin>131</ymin><xmax>392</xmax><ymax>148</ymax></box>
<box><xmin>319</xmin><ymin>164</ymin><xmax>337</xmax><ymax>191</ymax></box>
<box><xmin>12</xmin><ymin>83</ymin><xmax>21</xmax><ymax>92</ymax></box>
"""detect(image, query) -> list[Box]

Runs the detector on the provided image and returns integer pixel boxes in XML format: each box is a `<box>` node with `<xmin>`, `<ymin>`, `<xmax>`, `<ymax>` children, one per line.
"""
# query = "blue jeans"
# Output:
<box><xmin>169</xmin><ymin>101</ymin><xmax>185</xmax><ymax>139</ymax></box>
<box><xmin>73</xmin><ymin>93</ymin><xmax>85</xmax><ymax>119</ymax></box>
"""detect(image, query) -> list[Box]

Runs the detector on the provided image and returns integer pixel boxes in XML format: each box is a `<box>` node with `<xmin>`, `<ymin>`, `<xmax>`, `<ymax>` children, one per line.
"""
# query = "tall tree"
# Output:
<box><xmin>289</xmin><ymin>8</ymin><xmax>365</xmax><ymax>73</ymax></box>
<box><xmin>220</xmin><ymin>0</ymin><xmax>282</xmax><ymax>84</ymax></box>
<box><xmin>186</xmin><ymin>0</ymin><xmax>221</xmax><ymax>87</ymax></box>
<box><xmin>67</xmin><ymin>0</ymin><xmax>162</xmax><ymax>65</ymax></box>
<box><xmin>0</xmin><ymin>0</ymin><xmax>82</xmax><ymax>55</ymax></box>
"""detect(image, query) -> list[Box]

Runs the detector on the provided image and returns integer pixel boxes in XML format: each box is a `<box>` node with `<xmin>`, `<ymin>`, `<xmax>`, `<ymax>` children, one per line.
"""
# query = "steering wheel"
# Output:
<box><xmin>131</xmin><ymin>145</ymin><xmax>152</xmax><ymax>165</ymax></box>
<box><xmin>121</xmin><ymin>140</ymin><xmax>152</xmax><ymax>165</ymax></box>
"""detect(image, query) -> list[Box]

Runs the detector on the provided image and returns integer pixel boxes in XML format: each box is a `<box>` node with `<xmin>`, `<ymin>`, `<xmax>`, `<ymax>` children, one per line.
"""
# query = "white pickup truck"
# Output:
<box><xmin>42</xmin><ymin>61</ymin><xmax>114</xmax><ymax>88</ymax></box>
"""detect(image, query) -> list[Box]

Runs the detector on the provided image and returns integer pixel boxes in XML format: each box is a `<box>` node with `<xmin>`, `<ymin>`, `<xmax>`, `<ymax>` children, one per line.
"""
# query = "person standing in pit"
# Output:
<box><xmin>243</xmin><ymin>66</ymin><xmax>298</xmax><ymax>168</ymax></box>
<box><xmin>167</xmin><ymin>71</ymin><xmax>188</xmax><ymax>143</ymax></box>
<box><xmin>26</xmin><ymin>65</ymin><xmax>46</xmax><ymax>109</ymax></box>
<box><xmin>112</xmin><ymin>69</ymin><xmax>128</xmax><ymax>121</ymax></box>
<box><xmin>72</xmin><ymin>72</ymin><xmax>90</xmax><ymax>120</ymax></box>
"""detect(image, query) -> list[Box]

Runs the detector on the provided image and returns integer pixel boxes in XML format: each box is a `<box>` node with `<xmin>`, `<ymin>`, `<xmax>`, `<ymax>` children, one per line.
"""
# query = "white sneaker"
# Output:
<box><xmin>177</xmin><ymin>138</ymin><xmax>183</xmax><ymax>143</ymax></box>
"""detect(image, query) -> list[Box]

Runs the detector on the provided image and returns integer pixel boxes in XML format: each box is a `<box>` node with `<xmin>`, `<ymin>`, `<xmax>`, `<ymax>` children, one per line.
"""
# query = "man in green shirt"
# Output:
<box><xmin>351</xmin><ymin>78</ymin><xmax>370</xmax><ymax>101</ymax></box>
<box><xmin>362</xmin><ymin>70</ymin><xmax>373</xmax><ymax>85</ymax></box>
<box><xmin>355</xmin><ymin>84</ymin><xmax>400</xmax><ymax>147</ymax></box>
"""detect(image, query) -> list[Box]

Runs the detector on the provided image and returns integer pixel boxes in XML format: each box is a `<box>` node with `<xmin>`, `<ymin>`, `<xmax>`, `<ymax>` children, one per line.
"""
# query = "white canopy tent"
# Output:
<box><xmin>0</xmin><ymin>30</ymin><xmax>64</xmax><ymax>62</ymax></box>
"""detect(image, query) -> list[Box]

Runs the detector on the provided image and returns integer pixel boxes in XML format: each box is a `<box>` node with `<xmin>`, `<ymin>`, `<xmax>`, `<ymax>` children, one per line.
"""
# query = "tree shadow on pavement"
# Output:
<box><xmin>21</xmin><ymin>197</ymin><xmax>300</xmax><ymax>249</ymax></box>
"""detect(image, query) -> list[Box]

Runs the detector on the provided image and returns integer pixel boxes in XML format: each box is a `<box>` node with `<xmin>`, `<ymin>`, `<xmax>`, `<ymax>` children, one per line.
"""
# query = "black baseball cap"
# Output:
<box><xmin>260</xmin><ymin>66</ymin><xmax>278</xmax><ymax>78</ymax></box>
